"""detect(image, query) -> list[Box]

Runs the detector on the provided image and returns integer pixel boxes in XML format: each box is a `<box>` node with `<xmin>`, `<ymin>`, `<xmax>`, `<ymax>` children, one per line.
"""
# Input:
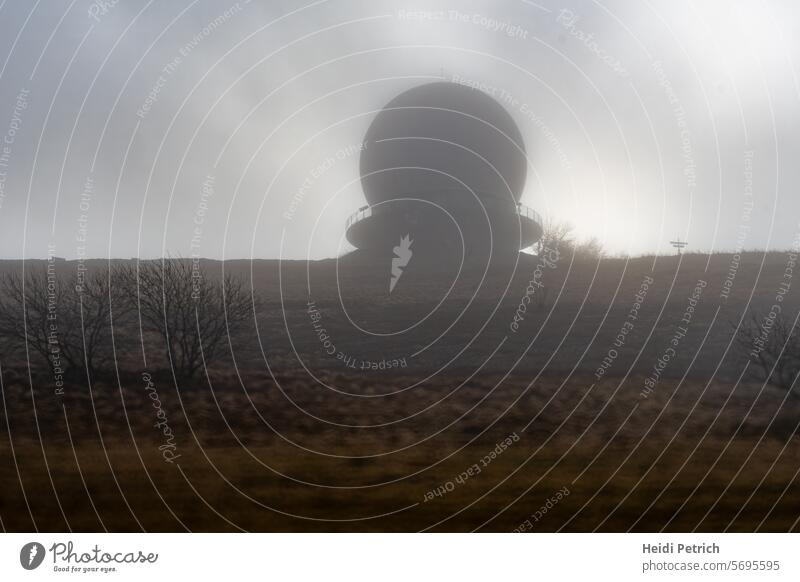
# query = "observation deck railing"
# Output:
<box><xmin>345</xmin><ymin>196</ymin><xmax>541</xmax><ymax>232</ymax></box>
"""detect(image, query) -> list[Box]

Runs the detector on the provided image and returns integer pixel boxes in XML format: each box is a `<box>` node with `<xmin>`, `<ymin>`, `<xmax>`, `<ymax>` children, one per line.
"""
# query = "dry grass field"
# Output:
<box><xmin>1</xmin><ymin>251</ymin><xmax>799</xmax><ymax>531</ymax></box>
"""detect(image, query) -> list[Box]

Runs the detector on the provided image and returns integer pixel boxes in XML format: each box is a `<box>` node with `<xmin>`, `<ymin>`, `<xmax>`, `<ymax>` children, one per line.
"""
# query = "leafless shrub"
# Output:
<box><xmin>0</xmin><ymin>265</ymin><xmax>124</xmax><ymax>383</ymax></box>
<box><xmin>735</xmin><ymin>310</ymin><xmax>800</xmax><ymax>393</ymax></box>
<box><xmin>573</xmin><ymin>236</ymin><xmax>604</xmax><ymax>261</ymax></box>
<box><xmin>538</xmin><ymin>217</ymin><xmax>574</xmax><ymax>254</ymax></box>
<box><xmin>118</xmin><ymin>260</ymin><xmax>257</xmax><ymax>385</ymax></box>
<box><xmin>537</xmin><ymin>218</ymin><xmax>603</xmax><ymax>261</ymax></box>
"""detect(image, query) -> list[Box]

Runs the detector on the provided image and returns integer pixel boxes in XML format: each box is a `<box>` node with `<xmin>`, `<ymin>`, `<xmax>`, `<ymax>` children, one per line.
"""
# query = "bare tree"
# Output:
<box><xmin>573</xmin><ymin>236</ymin><xmax>605</xmax><ymax>261</ymax></box>
<box><xmin>735</xmin><ymin>310</ymin><xmax>800</xmax><ymax>393</ymax></box>
<box><xmin>537</xmin><ymin>218</ymin><xmax>603</xmax><ymax>260</ymax></box>
<box><xmin>0</xmin><ymin>265</ymin><xmax>124</xmax><ymax>383</ymax></box>
<box><xmin>537</xmin><ymin>217</ymin><xmax>574</xmax><ymax>255</ymax></box>
<box><xmin>119</xmin><ymin>260</ymin><xmax>256</xmax><ymax>385</ymax></box>
<box><xmin>75</xmin><ymin>267</ymin><xmax>131</xmax><ymax>381</ymax></box>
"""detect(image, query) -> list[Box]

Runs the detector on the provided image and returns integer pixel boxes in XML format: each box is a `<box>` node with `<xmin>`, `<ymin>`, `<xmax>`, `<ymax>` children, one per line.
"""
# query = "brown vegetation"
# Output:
<box><xmin>0</xmin><ymin>251</ymin><xmax>799</xmax><ymax>532</ymax></box>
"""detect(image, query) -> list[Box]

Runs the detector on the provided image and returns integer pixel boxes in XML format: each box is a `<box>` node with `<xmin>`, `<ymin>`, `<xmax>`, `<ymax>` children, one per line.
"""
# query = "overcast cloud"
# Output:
<box><xmin>0</xmin><ymin>0</ymin><xmax>798</xmax><ymax>260</ymax></box>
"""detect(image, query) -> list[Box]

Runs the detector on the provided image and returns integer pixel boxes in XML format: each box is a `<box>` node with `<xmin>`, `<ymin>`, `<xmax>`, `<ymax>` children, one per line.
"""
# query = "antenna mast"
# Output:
<box><xmin>669</xmin><ymin>238</ymin><xmax>688</xmax><ymax>255</ymax></box>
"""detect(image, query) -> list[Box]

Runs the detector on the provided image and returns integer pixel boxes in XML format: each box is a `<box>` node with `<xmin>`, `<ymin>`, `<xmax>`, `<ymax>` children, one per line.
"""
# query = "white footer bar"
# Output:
<box><xmin>1</xmin><ymin>533</ymin><xmax>796</xmax><ymax>581</ymax></box>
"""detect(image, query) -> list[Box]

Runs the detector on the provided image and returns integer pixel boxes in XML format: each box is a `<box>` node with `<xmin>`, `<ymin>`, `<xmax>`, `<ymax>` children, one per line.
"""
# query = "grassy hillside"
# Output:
<box><xmin>0</xmin><ymin>251</ymin><xmax>798</xmax><ymax>531</ymax></box>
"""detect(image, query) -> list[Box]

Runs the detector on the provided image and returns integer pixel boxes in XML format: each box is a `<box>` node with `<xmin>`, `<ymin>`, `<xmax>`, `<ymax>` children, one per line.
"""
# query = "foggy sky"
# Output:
<box><xmin>0</xmin><ymin>0</ymin><xmax>798</xmax><ymax>260</ymax></box>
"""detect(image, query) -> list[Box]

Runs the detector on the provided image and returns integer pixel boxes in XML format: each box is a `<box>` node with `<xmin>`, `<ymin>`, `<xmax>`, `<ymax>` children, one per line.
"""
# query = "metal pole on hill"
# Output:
<box><xmin>670</xmin><ymin>238</ymin><xmax>688</xmax><ymax>255</ymax></box>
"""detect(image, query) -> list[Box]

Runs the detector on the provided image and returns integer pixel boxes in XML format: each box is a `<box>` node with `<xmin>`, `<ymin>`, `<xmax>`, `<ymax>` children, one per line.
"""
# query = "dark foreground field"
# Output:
<box><xmin>1</xmin><ymin>251</ymin><xmax>799</xmax><ymax>531</ymax></box>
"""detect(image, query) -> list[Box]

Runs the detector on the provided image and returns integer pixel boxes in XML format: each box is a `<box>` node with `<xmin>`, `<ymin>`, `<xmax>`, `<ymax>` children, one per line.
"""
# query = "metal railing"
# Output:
<box><xmin>515</xmin><ymin>202</ymin><xmax>542</xmax><ymax>227</ymax></box>
<box><xmin>345</xmin><ymin>196</ymin><xmax>541</xmax><ymax>231</ymax></box>
<box><xmin>345</xmin><ymin>205</ymin><xmax>371</xmax><ymax>231</ymax></box>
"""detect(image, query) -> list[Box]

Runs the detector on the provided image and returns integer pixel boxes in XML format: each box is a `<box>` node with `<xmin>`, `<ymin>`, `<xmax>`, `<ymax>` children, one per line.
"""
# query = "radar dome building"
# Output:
<box><xmin>346</xmin><ymin>82</ymin><xmax>542</xmax><ymax>264</ymax></box>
